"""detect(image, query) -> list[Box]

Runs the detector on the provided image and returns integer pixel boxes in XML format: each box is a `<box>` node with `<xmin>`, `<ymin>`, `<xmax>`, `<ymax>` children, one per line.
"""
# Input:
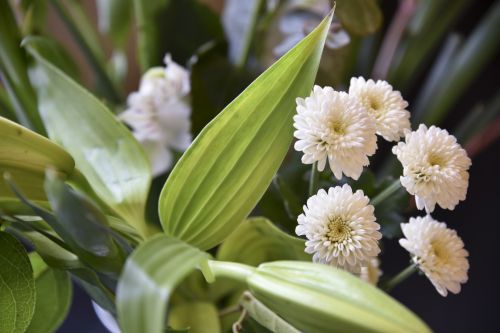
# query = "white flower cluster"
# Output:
<box><xmin>294</xmin><ymin>77</ymin><xmax>471</xmax><ymax>295</ymax></box>
<box><xmin>293</xmin><ymin>78</ymin><xmax>410</xmax><ymax>180</ymax></box>
<box><xmin>121</xmin><ymin>54</ymin><xmax>192</xmax><ymax>176</ymax></box>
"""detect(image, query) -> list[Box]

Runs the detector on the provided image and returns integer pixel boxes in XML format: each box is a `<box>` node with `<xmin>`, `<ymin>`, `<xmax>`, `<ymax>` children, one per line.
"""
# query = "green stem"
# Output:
<box><xmin>382</xmin><ymin>263</ymin><xmax>418</xmax><ymax>292</ymax></box>
<box><xmin>309</xmin><ymin>162</ymin><xmax>320</xmax><ymax>197</ymax></box>
<box><xmin>206</xmin><ymin>260</ymin><xmax>256</xmax><ymax>284</ymax></box>
<box><xmin>370</xmin><ymin>179</ymin><xmax>401</xmax><ymax>206</ymax></box>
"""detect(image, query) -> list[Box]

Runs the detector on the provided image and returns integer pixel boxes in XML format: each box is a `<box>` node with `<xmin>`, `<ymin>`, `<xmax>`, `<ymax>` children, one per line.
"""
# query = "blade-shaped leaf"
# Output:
<box><xmin>116</xmin><ymin>236</ymin><xmax>211</xmax><ymax>333</ymax></box>
<box><xmin>217</xmin><ymin>217</ymin><xmax>309</xmax><ymax>266</ymax></box>
<box><xmin>24</xmin><ymin>46</ymin><xmax>151</xmax><ymax>236</ymax></box>
<box><xmin>26</xmin><ymin>253</ymin><xmax>72</xmax><ymax>333</ymax></box>
<box><xmin>0</xmin><ymin>231</ymin><xmax>36</xmax><ymax>333</ymax></box>
<box><xmin>0</xmin><ymin>116</ymin><xmax>74</xmax><ymax>205</ymax></box>
<box><xmin>159</xmin><ymin>10</ymin><xmax>334</xmax><ymax>250</ymax></box>
<box><xmin>0</xmin><ymin>1</ymin><xmax>45</xmax><ymax>133</ymax></box>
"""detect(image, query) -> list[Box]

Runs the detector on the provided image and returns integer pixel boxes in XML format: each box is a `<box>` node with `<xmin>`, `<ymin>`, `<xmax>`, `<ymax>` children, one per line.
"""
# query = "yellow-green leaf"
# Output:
<box><xmin>169</xmin><ymin>302</ymin><xmax>221</xmax><ymax>333</ymax></box>
<box><xmin>0</xmin><ymin>116</ymin><xmax>74</xmax><ymax>206</ymax></box>
<box><xmin>159</xmin><ymin>10</ymin><xmax>334</xmax><ymax>250</ymax></box>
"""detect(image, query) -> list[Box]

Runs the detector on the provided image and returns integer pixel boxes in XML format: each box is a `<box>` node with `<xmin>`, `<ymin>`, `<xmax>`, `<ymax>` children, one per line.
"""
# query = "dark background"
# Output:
<box><xmin>56</xmin><ymin>1</ymin><xmax>500</xmax><ymax>332</ymax></box>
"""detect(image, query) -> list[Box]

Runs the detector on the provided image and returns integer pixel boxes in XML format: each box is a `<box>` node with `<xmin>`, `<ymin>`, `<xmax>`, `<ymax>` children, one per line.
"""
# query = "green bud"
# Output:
<box><xmin>246</xmin><ymin>261</ymin><xmax>432</xmax><ymax>333</ymax></box>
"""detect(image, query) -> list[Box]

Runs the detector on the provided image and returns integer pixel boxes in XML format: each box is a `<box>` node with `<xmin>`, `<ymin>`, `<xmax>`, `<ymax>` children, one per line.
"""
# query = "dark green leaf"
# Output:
<box><xmin>0</xmin><ymin>231</ymin><xmax>36</xmax><ymax>333</ymax></box>
<box><xmin>134</xmin><ymin>0</ymin><xmax>224</xmax><ymax>70</ymax></box>
<box><xmin>0</xmin><ymin>1</ymin><xmax>45</xmax><ymax>133</ymax></box>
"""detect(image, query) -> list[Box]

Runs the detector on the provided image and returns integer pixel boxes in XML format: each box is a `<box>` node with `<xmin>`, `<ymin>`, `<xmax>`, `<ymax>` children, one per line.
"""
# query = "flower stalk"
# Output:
<box><xmin>309</xmin><ymin>162</ymin><xmax>320</xmax><ymax>196</ymax></box>
<box><xmin>370</xmin><ymin>179</ymin><xmax>401</xmax><ymax>206</ymax></box>
<box><xmin>382</xmin><ymin>263</ymin><xmax>418</xmax><ymax>292</ymax></box>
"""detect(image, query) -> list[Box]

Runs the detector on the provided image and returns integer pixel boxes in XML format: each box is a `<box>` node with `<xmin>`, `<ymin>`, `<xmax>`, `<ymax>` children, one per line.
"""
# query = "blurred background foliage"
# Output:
<box><xmin>1</xmin><ymin>0</ymin><xmax>499</xmax><ymax>332</ymax></box>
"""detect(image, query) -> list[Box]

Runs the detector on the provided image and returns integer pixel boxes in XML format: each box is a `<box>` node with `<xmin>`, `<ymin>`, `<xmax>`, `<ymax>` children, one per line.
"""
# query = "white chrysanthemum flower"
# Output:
<box><xmin>392</xmin><ymin>124</ymin><xmax>471</xmax><ymax>212</ymax></box>
<box><xmin>120</xmin><ymin>54</ymin><xmax>191</xmax><ymax>176</ymax></box>
<box><xmin>348</xmin><ymin>77</ymin><xmax>410</xmax><ymax>142</ymax></box>
<box><xmin>399</xmin><ymin>215</ymin><xmax>469</xmax><ymax>297</ymax></box>
<box><xmin>293</xmin><ymin>86</ymin><xmax>377</xmax><ymax>180</ymax></box>
<box><xmin>296</xmin><ymin>184</ymin><xmax>382</xmax><ymax>274</ymax></box>
<box><xmin>360</xmin><ymin>258</ymin><xmax>382</xmax><ymax>285</ymax></box>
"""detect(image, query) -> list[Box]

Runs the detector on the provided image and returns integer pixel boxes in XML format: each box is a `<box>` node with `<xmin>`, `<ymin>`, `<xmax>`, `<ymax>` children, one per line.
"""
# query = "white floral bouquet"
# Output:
<box><xmin>1</xmin><ymin>0</ymin><xmax>498</xmax><ymax>332</ymax></box>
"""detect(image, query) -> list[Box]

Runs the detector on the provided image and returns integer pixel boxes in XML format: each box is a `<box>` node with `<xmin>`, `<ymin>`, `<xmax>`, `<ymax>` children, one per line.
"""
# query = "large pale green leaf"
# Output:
<box><xmin>25</xmin><ymin>46</ymin><xmax>152</xmax><ymax>236</ymax></box>
<box><xmin>26</xmin><ymin>253</ymin><xmax>72</xmax><ymax>333</ymax></box>
<box><xmin>116</xmin><ymin>236</ymin><xmax>211</xmax><ymax>333</ymax></box>
<box><xmin>247</xmin><ymin>261</ymin><xmax>432</xmax><ymax>333</ymax></box>
<box><xmin>217</xmin><ymin>217</ymin><xmax>309</xmax><ymax>266</ymax></box>
<box><xmin>0</xmin><ymin>232</ymin><xmax>36</xmax><ymax>333</ymax></box>
<box><xmin>159</xmin><ymin>10</ymin><xmax>334</xmax><ymax>250</ymax></box>
<box><xmin>0</xmin><ymin>116</ymin><xmax>74</xmax><ymax>206</ymax></box>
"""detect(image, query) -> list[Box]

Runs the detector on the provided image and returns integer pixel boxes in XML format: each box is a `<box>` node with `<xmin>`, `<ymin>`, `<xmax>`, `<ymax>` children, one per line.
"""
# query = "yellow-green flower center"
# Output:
<box><xmin>326</xmin><ymin>216</ymin><xmax>352</xmax><ymax>243</ymax></box>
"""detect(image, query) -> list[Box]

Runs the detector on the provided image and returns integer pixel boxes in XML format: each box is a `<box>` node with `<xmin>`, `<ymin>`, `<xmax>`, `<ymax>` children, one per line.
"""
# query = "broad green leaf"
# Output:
<box><xmin>169</xmin><ymin>302</ymin><xmax>221</xmax><ymax>333</ymax></box>
<box><xmin>336</xmin><ymin>0</ymin><xmax>382</xmax><ymax>36</ymax></box>
<box><xmin>0</xmin><ymin>232</ymin><xmax>36</xmax><ymax>333</ymax></box>
<box><xmin>0</xmin><ymin>1</ymin><xmax>45</xmax><ymax>133</ymax></box>
<box><xmin>0</xmin><ymin>116</ymin><xmax>74</xmax><ymax>204</ymax></box>
<box><xmin>25</xmin><ymin>46</ymin><xmax>152</xmax><ymax>236</ymax></box>
<box><xmin>116</xmin><ymin>236</ymin><xmax>211</xmax><ymax>333</ymax></box>
<box><xmin>26</xmin><ymin>253</ymin><xmax>72</xmax><ymax>333</ymax></box>
<box><xmin>159</xmin><ymin>10</ymin><xmax>334</xmax><ymax>250</ymax></box>
<box><xmin>247</xmin><ymin>261</ymin><xmax>432</xmax><ymax>333</ymax></box>
<box><xmin>217</xmin><ymin>217</ymin><xmax>309</xmax><ymax>266</ymax></box>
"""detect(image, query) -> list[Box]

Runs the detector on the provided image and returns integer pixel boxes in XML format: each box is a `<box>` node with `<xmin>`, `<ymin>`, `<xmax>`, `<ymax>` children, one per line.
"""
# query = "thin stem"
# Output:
<box><xmin>206</xmin><ymin>260</ymin><xmax>256</xmax><ymax>284</ymax></box>
<box><xmin>370</xmin><ymin>179</ymin><xmax>401</xmax><ymax>206</ymax></box>
<box><xmin>309</xmin><ymin>162</ymin><xmax>320</xmax><ymax>197</ymax></box>
<box><xmin>382</xmin><ymin>263</ymin><xmax>418</xmax><ymax>292</ymax></box>
<box><xmin>372</xmin><ymin>0</ymin><xmax>418</xmax><ymax>80</ymax></box>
